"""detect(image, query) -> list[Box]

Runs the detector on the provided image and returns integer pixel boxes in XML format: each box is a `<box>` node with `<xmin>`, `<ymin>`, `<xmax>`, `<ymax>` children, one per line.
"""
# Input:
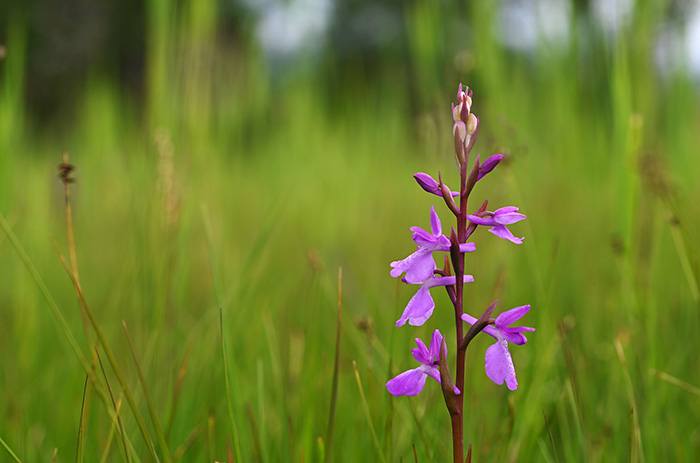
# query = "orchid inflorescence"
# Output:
<box><xmin>386</xmin><ymin>84</ymin><xmax>535</xmax><ymax>461</ymax></box>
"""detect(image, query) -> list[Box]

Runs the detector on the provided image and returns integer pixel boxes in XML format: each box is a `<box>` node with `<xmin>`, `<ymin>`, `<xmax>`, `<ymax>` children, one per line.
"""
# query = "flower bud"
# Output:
<box><xmin>453</xmin><ymin>121</ymin><xmax>467</xmax><ymax>166</ymax></box>
<box><xmin>414</xmin><ymin>172</ymin><xmax>460</xmax><ymax>198</ymax></box>
<box><xmin>462</xmin><ymin>94</ymin><xmax>472</xmax><ymax>117</ymax></box>
<box><xmin>477</xmin><ymin>154</ymin><xmax>504</xmax><ymax>181</ymax></box>
<box><xmin>414</xmin><ymin>172</ymin><xmax>440</xmax><ymax>194</ymax></box>
<box><xmin>466</xmin><ymin>113</ymin><xmax>478</xmax><ymax>135</ymax></box>
<box><xmin>452</xmin><ymin>103</ymin><xmax>461</xmax><ymax>124</ymax></box>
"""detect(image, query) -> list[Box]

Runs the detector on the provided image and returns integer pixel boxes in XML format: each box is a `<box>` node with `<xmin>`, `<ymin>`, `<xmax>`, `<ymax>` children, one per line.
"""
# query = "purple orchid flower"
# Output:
<box><xmin>391</xmin><ymin>206</ymin><xmax>476</xmax><ymax>284</ymax></box>
<box><xmin>396</xmin><ymin>275</ymin><xmax>474</xmax><ymax>327</ymax></box>
<box><xmin>467</xmin><ymin>206</ymin><xmax>526</xmax><ymax>245</ymax></box>
<box><xmin>386</xmin><ymin>329</ymin><xmax>460</xmax><ymax>397</ymax></box>
<box><xmin>462</xmin><ymin>304</ymin><xmax>535</xmax><ymax>391</ymax></box>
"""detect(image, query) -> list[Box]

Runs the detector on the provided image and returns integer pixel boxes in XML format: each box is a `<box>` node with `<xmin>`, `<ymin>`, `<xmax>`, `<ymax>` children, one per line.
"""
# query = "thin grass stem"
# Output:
<box><xmin>166</xmin><ymin>342</ymin><xmax>193</xmax><ymax>440</ymax></box>
<box><xmin>324</xmin><ymin>267</ymin><xmax>342</xmax><ymax>463</ymax></box>
<box><xmin>123</xmin><ymin>321</ymin><xmax>172</xmax><ymax>462</ymax></box>
<box><xmin>0</xmin><ymin>436</ymin><xmax>22</xmax><ymax>463</ymax></box>
<box><xmin>0</xmin><ymin>212</ymin><xmax>90</xmax><ymax>372</ymax></box>
<box><xmin>95</xmin><ymin>347</ymin><xmax>131</xmax><ymax>463</ymax></box>
<box><xmin>352</xmin><ymin>360</ymin><xmax>387</xmax><ymax>463</ymax></box>
<box><xmin>219</xmin><ymin>308</ymin><xmax>243</xmax><ymax>462</ymax></box>
<box><xmin>75</xmin><ymin>374</ymin><xmax>89</xmax><ymax>463</ymax></box>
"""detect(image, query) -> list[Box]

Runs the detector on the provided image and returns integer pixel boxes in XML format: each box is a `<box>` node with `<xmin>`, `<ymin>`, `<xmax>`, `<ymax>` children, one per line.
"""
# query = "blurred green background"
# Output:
<box><xmin>2</xmin><ymin>0</ymin><xmax>700</xmax><ymax>461</ymax></box>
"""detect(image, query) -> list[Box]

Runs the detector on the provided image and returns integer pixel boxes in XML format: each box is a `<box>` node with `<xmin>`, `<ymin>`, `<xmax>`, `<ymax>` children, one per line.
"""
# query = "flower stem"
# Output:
<box><xmin>448</xmin><ymin>154</ymin><xmax>471</xmax><ymax>463</ymax></box>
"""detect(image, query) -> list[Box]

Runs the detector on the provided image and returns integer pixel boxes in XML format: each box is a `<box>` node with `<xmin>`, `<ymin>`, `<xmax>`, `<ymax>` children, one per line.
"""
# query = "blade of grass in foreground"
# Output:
<box><xmin>123</xmin><ymin>321</ymin><xmax>172</xmax><ymax>462</ymax></box>
<box><xmin>615</xmin><ymin>338</ymin><xmax>645</xmax><ymax>463</ymax></box>
<box><xmin>202</xmin><ymin>204</ymin><xmax>243</xmax><ymax>461</ymax></box>
<box><xmin>353</xmin><ymin>360</ymin><xmax>386</xmax><ymax>463</ymax></box>
<box><xmin>219</xmin><ymin>308</ymin><xmax>243</xmax><ymax>462</ymax></box>
<box><xmin>650</xmin><ymin>369</ymin><xmax>700</xmax><ymax>397</ymax></box>
<box><xmin>75</xmin><ymin>375</ymin><xmax>89</xmax><ymax>463</ymax></box>
<box><xmin>324</xmin><ymin>267</ymin><xmax>342</xmax><ymax>463</ymax></box>
<box><xmin>95</xmin><ymin>347</ymin><xmax>132</xmax><ymax>463</ymax></box>
<box><xmin>166</xmin><ymin>342</ymin><xmax>193</xmax><ymax>440</ymax></box>
<box><xmin>99</xmin><ymin>393</ymin><xmax>126</xmax><ymax>463</ymax></box>
<box><xmin>0</xmin><ymin>212</ymin><xmax>90</xmax><ymax>372</ymax></box>
<box><xmin>172</xmin><ymin>426</ymin><xmax>202</xmax><ymax>462</ymax></box>
<box><xmin>0</xmin><ymin>435</ymin><xmax>22</xmax><ymax>463</ymax></box>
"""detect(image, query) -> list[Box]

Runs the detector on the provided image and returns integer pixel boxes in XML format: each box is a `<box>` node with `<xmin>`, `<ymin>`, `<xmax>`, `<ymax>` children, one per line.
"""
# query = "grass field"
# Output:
<box><xmin>2</xmin><ymin>1</ymin><xmax>700</xmax><ymax>461</ymax></box>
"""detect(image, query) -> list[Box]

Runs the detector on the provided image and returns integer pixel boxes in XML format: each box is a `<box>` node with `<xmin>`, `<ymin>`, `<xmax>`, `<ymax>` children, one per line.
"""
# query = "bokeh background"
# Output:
<box><xmin>1</xmin><ymin>0</ymin><xmax>700</xmax><ymax>461</ymax></box>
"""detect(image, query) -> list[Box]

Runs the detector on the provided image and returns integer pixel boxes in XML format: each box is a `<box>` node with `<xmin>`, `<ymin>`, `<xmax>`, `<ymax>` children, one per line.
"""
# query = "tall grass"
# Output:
<box><xmin>1</xmin><ymin>1</ymin><xmax>700</xmax><ymax>461</ymax></box>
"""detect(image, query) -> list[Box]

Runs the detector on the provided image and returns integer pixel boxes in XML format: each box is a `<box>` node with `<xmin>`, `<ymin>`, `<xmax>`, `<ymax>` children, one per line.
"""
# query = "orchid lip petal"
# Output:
<box><xmin>484</xmin><ymin>340</ymin><xmax>518</xmax><ymax>390</ymax></box>
<box><xmin>386</xmin><ymin>368</ymin><xmax>428</xmax><ymax>396</ymax></box>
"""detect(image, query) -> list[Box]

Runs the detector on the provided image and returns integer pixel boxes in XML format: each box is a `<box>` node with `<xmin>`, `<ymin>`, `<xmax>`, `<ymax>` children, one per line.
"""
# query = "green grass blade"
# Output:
<box><xmin>651</xmin><ymin>369</ymin><xmax>700</xmax><ymax>398</ymax></box>
<box><xmin>95</xmin><ymin>347</ymin><xmax>132</xmax><ymax>463</ymax></box>
<box><xmin>0</xmin><ymin>212</ymin><xmax>90</xmax><ymax>372</ymax></box>
<box><xmin>123</xmin><ymin>321</ymin><xmax>172</xmax><ymax>462</ymax></box>
<box><xmin>352</xmin><ymin>360</ymin><xmax>386</xmax><ymax>463</ymax></box>
<box><xmin>75</xmin><ymin>374</ymin><xmax>89</xmax><ymax>463</ymax></box>
<box><xmin>51</xmin><ymin>240</ymin><xmax>161</xmax><ymax>463</ymax></box>
<box><xmin>218</xmin><ymin>308</ymin><xmax>243</xmax><ymax>462</ymax></box>
<box><xmin>0</xmin><ymin>435</ymin><xmax>22</xmax><ymax>463</ymax></box>
<box><xmin>324</xmin><ymin>267</ymin><xmax>342</xmax><ymax>463</ymax></box>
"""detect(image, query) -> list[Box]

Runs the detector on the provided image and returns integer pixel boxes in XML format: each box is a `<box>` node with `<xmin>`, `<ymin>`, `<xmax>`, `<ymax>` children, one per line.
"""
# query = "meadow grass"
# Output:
<box><xmin>2</xmin><ymin>1</ymin><xmax>700</xmax><ymax>461</ymax></box>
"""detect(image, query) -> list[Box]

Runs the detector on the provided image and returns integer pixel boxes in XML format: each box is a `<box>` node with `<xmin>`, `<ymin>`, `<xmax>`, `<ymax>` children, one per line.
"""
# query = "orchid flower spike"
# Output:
<box><xmin>467</xmin><ymin>206</ymin><xmax>526</xmax><ymax>244</ymax></box>
<box><xmin>386</xmin><ymin>329</ymin><xmax>460</xmax><ymax>397</ymax></box>
<box><xmin>462</xmin><ymin>304</ymin><xmax>535</xmax><ymax>390</ymax></box>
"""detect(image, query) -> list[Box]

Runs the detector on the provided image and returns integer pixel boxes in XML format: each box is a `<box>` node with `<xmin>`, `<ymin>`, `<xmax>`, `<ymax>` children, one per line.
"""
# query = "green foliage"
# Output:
<box><xmin>1</xmin><ymin>1</ymin><xmax>700</xmax><ymax>461</ymax></box>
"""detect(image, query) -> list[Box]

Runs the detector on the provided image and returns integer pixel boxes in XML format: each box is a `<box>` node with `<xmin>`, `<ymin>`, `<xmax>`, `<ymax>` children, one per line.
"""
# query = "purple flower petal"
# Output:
<box><xmin>459</xmin><ymin>242</ymin><xmax>477</xmax><ymax>253</ymax></box>
<box><xmin>390</xmin><ymin>248</ymin><xmax>436</xmax><ymax>283</ymax></box>
<box><xmin>411</xmin><ymin>337</ymin><xmax>431</xmax><ymax>364</ymax></box>
<box><xmin>495</xmin><ymin>305</ymin><xmax>531</xmax><ymax>328</ymax></box>
<box><xmin>466</xmin><ymin>214</ymin><xmax>494</xmax><ymax>226</ymax></box>
<box><xmin>430</xmin><ymin>206</ymin><xmax>442</xmax><ymax>236</ymax></box>
<box><xmin>424</xmin><ymin>364</ymin><xmax>443</xmax><ymax>385</ymax></box>
<box><xmin>396</xmin><ymin>276</ymin><xmax>473</xmax><ymax>327</ymax></box>
<box><xmin>428</xmin><ymin>329</ymin><xmax>444</xmax><ymax>360</ymax></box>
<box><xmin>493</xmin><ymin>210</ymin><xmax>526</xmax><ymax>225</ymax></box>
